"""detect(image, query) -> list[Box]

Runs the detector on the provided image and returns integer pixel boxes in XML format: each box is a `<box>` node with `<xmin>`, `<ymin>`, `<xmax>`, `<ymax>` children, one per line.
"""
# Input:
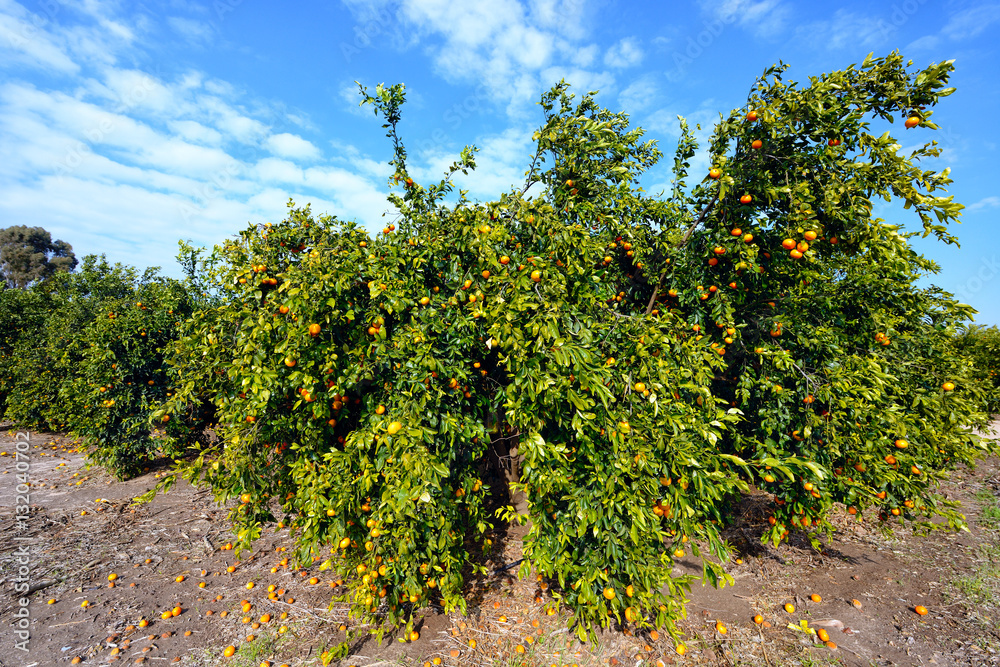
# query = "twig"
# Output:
<box><xmin>679</xmin><ymin>189</ymin><xmax>721</xmax><ymax>246</ymax></box>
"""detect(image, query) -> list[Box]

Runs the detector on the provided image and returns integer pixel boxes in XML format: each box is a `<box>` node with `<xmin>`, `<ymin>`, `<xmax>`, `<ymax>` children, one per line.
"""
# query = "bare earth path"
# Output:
<box><xmin>0</xmin><ymin>420</ymin><xmax>997</xmax><ymax>667</ymax></box>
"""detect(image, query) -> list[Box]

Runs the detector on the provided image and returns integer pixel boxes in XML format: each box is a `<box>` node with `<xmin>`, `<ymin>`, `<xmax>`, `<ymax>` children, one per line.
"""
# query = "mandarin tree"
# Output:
<box><xmin>155</xmin><ymin>52</ymin><xmax>995</xmax><ymax>640</ymax></box>
<box><xmin>1</xmin><ymin>254</ymin><xmax>200</xmax><ymax>478</ymax></box>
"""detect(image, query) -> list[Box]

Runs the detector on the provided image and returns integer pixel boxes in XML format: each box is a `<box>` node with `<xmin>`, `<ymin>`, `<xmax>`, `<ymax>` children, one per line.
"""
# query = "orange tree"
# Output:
<box><xmin>157</xmin><ymin>52</ymin><xmax>996</xmax><ymax>641</ymax></box>
<box><xmin>1</xmin><ymin>254</ymin><xmax>200</xmax><ymax>478</ymax></box>
<box><xmin>953</xmin><ymin>325</ymin><xmax>1000</xmax><ymax>415</ymax></box>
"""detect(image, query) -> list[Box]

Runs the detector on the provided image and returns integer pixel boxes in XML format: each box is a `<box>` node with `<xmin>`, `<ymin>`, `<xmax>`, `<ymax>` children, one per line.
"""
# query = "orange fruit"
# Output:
<box><xmin>784</xmin><ymin>603</ymin><xmax>795</xmax><ymax>613</ymax></box>
<box><xmin>603</xmin><ymin>587</ymin><xmax>615</xmax><ymax>600</ymax></box>
<box><xmin>904</xmin><ymin>115</ymin><xmax>921</xmax><ymax>128</ymax></box>
<box><xmin>810</xmin><ymin>594</ymin><xmax>821</xmax><ymax>603</ymax></box>
<box><xmin>914</xmin><ymin>605</ymin><xmax>928</xmax><ymax>615</ymax></box>
<box><xmin>753</xmin><ymin>614</ymin><xmax>763</xmax><ymax>624</ymax></box>
<box><xmin>746</xmin><ymin>110</ymin><xmax>758</xmax><ymax>121</ymax></box>
<box><xmin>530</xmin><ymin>270</ymin><xmax>542</xmax><ymax>282</ymax></box>
<box><xmin>942</xmin><ymin>381</ymin><xmax>955</xmax><ymax>391</ymax></box>
<box><xmin>308</xmin><ymin>323</ymin><xmax>321</xmax><ymax>336</ymax></box>
<box><xmin>751</xmin><ymin>139</ymin><xmax>763</xmax><ymax>149</ymax></box>
<box><xmin>781</xmin><ymin>239</ymin><xmax>796</xmax><ymax>250</ymax></box>
<box><xmin>409</xmin><ymin>630</ymin><xmax>419</xmax><ymax>642</ymax></box>
<box><xmin>223</xmin><ymin>645</ymin><xmax>236</xmax><ymax>657</ymax></box>
<box><xmin>708</xmin><ymin>168</ymin><xmax>721</xmax><ymax>179</ymax></box>
<box><xmin>817</xmin><ymin>628</ymin><xmax>830</xmax><ymax>642</ymax></box>
<box><xmin>740</xmin><ymin>194</ymin><xmax>752</xmax><ymax>204</ymax></box>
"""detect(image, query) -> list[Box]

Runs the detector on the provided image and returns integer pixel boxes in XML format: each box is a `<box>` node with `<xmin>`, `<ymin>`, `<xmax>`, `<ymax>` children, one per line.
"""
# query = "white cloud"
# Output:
<box><xmin>0</xmin><ymin>6</ymin><xmax>80</xmax><ymax>74</ymax></box>
<box><xmin>943</xmin><ymin>3</ymin><xmax>1000</xmax><ymax>40</ymax></box>
<box><xmin>168</xmin><ymin>119</ymin><xmax>223</xmax><ymax>146</ymax></box>
<box><xmin>700</xmin><ymin>0</ymin><xmax>789</xmax><ymax>37</ymax></box>
<box><xmin>255</xmin><ymin>157</ymin><xmax>305</xmax><ymax>185</ymax></box>
<box><xmin>906</xmin><ymin>34</ymin><xmax>942</xmax><ymax>51</ymax></box>
<box><xmin>604</xmin><ymin>38</ymin><xmax>643</xmax><ymax>69</ymax></box>
<box><xmin>619</xmin><ymin>74</ymin><xmax>658</xmax><ymax>113</ymax></box>
<box><xmin>796</xmin><ymin>10</ymin><xmax>891</xmax><ymax>50</ymax></box>
<box><xmin>968</xmin><ymin>196</ymin><xmax>1000</xmax><ymax>212</ymax></box>
<box><xmin>265</xmin><ymin>133</ymin><xmax>321</xmax><ymax>161</ymax></box>
<box><xmin>167</xmin><ymin>16</ymin><xmax>213</xmax><ymax>42</ymax></box>
<box><xmin>342</xmin><ymin>0</ymin><xmax>606</xmax><ymax>118</ymax></box>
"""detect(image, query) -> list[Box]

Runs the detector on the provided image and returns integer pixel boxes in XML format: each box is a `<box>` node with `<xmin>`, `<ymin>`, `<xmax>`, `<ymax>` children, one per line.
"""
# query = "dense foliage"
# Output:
<box><xmin>150</xmin><ymin>53</ymin><xmax>995</xmax><ymax>640</ymax></box>
<box><xmin>953</xmin><ymin>325</ymin><xmax>1000</xmax><ymax>415</ymax></box>
<box><xmin>0</xmin><ymin>255</ymin><xmax>199</xmax><ymax>478</ymax></box>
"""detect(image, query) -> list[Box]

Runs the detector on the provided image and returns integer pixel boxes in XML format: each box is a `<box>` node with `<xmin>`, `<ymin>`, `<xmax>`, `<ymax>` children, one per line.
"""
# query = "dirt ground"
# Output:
<box><xmin>0</xmin><ymin>420</ymin><xmax>997</xmax><ymax>667</ymax></box>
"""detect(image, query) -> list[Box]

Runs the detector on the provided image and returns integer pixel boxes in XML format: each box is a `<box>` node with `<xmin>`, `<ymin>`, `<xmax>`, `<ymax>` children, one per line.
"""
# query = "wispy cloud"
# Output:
<box><xmin>943</xmin><ymin>2</ymin><xmax>1000</xmax><ymax>40</ymax></box>
<box><xmin>604</xmin><ymin>37</ymin><xmax>643</xmax><ymax>68</ymax></box>
<box><xmin>795</xmin><ymin>9</ymin><xmax>893</xmax><ymax>50</ymax></box>
<box><xmin>343</xmin><ymin>0</ymin><xmax>607</xmax><ymax>118</ymax></box>
<box><xmin>266</xmin><ymin>133</ymin><xmax>322</xmax><ymax>162</ymax></box>
<box><xmin>699</xmin><ymin>0</ymin><xmax>790</xmax><ymax>37</ymax></box>
<box><xmin>968</xmin><ymin>196</ymin><xmax>1000</xmax><ymax>212</ymax></box>
<box><xmin>0</xmin><ymin>0</ymin><xmax>394</xmax><ymax>277</ymax></box>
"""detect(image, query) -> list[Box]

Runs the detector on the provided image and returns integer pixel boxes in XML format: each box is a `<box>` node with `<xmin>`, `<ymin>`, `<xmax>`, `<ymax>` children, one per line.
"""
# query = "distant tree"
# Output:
<box><xmin>0</xmin><ymin>225</ymin><xmax>78</xmax><ymax>289</ymax></box>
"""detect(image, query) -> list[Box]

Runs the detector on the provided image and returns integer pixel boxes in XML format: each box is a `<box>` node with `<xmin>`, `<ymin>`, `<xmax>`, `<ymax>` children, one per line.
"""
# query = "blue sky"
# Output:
<box><xmin>1</xmin><ymin>0</ymin><xmax>998</xmax><ymax>324</ymax></box>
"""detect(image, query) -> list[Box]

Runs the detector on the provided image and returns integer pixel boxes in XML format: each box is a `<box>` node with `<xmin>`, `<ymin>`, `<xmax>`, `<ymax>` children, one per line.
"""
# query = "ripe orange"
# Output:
<box><xmin>746</xmin><ymin>110</ymin><xmax>758</xmax><ymax>121</ymax></box>
<box><xmin>942</xmin><ymin>381</ymin><xmax>955</xmax><ymax>391</ymax></box>
<box><xmin>387</xmin><ymin>421</ymin><xmax>402</xmax><ymax>435</ymax></box>
<box><xmin>817</xmin><ymin>628</ymin><xmax>830</xmax><ymax>642</ymax></box>
<box><xmin>500</xmin><ymin>255</ymin><xmax>510</xmax><ymax>265</ymax></box>
<box><xmin>751</xmin><ymin>139</ymin><xmax>763</xmax><ymax>149</ymax></box>
<box><xmin>530</xmin><ymin>270</ymin><xmax>541</xmax><ymax>282</ymax></box>
<box><xmin>914</xmin><ymin>605</ymin><xmax>928</xmax><ymax>615</ymax></box>
<box><xmin>804</xmin><ymin>230</ymin><xmax>817</xmax><ymax>241</ymax></box>
<box><xmin>904</xmin><ymin>115</ymin><xmax>921</xmax><ymax>128</ymax></box>
<box><xmin>223</xmin><ymin>645</ymin><xmax>236</xmax><ymax>657</ymax></box>
<box><xmin>784</xmin><ymin>603</ymin><xmax>795</xmax><ymax>613</ymax></box>
<box><xmin>740</xmin><ymin>194</ymin><xmax>752</xmax><ymax>204</ymax></box>
<box><xmin>409</xmin><ymin>630</ymin><xmax>419</xmax><ymax>642</ymax></box>
<box><xmin>753</xmin><ymin>614</ymin><xmax>763</xmax><ymax>624</ymax></box>
<box><xmin>708</xmin><ymin>168</ymin><xmax>722</xmax><ymax>179</ymax></box>
<box><xmin>810</xmin><ymin>594</ymin><xmax>821</xmax><ymax>603</ymax></box>
<box><xmin>781</xmin><ymin>239</ymin><xmax>796</xmax><ymax>250</ymax></box>
<box><xmin>743</xmin><ymin>233</ymin><xmax>754</xmax><ymax>243</ymax></box>
<box><xmin>603</xmin><ymin>587</ymin><xmax>616</xmax><ymax>600</ymax></box>
<box><xmin>715</xmin><ymin>621</ymin><xmax>727</xmax><ymax>634</ymax></box>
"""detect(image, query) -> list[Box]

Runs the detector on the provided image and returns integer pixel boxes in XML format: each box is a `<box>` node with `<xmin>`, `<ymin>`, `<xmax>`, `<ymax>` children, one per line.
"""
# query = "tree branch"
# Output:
<box><xmin>643</xmin><ymin>189</ymin><xmax>720</xmax><ymax>315</ymax></box>
<box><xmin>679</xmin><ymin>189</ymin><xmax>721</xmax><ymax>246</ymax></box>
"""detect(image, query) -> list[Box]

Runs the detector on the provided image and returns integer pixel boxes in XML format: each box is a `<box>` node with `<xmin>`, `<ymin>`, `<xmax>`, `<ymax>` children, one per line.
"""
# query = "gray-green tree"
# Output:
<box><xmin>0</xmin><ymin>225</ymin><xmax>78</xmax><ymax>289</ymax></box>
